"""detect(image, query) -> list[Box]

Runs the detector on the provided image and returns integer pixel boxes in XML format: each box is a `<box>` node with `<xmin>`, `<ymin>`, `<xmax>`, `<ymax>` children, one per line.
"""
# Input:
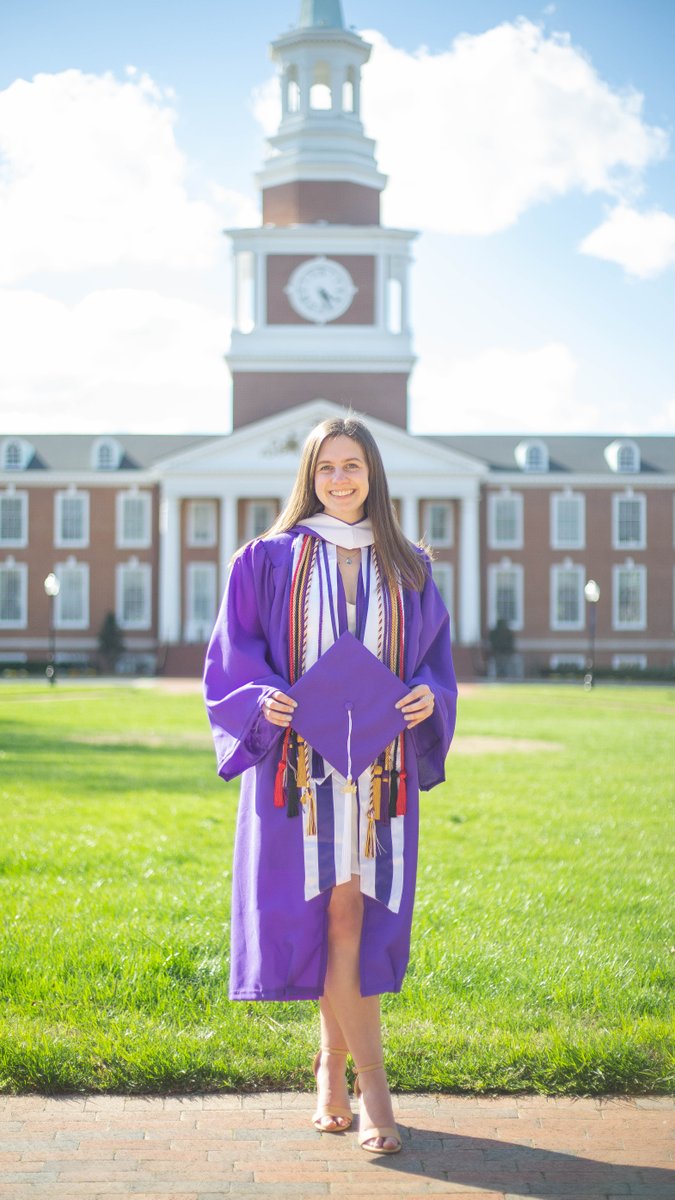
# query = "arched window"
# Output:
<box><xmin>286</xmin><ymin>65</ymin><xmax>300</xmax><ymax>113</ymax></box>
<box><xmin>309</xmin><ymin>60</ymin><xmax>332</xmax><ymax>110</ymax></box>
<box><xmin>604</xmin><ymin>439</ymin><xmax>640</xmax><ymax>474</ymax></box>
<box><xmin>342</xmin><ymin>67</ymin><xmax>355</xmax><ymax>112</ymax></box>
<box><xmin>515</xmin><ymin>439</ymin><xmax>549</xmax><ymax>473</ymax></box>
<box><xmin>617</xmin><ymin>443</ymin><xmax>639</xmax><ymax>473</ymax></box>
<box><xmin>92</xmin><ymin>437</ymin><xmax>122</xmax><ymax>471</ymax></box>
<box><xmin>2</xmin><ymin>439</ymin><xmax>32</xmax><ymax>471</ymax></box>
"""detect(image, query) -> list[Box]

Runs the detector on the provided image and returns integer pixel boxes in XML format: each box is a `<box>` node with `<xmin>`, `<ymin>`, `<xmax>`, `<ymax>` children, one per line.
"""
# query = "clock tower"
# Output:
<box><xmin>227</xmin><ymin>0</ymin><xmax>416</xmax><ymax>430</ymax></box>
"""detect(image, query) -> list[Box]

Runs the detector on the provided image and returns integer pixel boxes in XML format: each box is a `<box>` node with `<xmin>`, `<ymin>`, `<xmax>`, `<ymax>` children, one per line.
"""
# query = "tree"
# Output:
<box><xmin>98</xmin><ymin>611</ymin><xmax>124</xmax><ymax>673</ymax></box>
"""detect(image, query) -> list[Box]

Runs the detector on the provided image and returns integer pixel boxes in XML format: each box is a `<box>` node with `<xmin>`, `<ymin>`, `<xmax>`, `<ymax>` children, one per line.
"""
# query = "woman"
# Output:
<box><xmin>204</xmin><ymin>415</ymin><xmax>457</xmax><ymax>1154</ymax></box>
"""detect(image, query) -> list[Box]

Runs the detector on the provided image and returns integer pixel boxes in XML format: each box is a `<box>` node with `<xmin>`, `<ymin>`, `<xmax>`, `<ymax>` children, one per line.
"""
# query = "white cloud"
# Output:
<box><xmin>251</xmin><ymin>76</ymin><xmax>280</xmax><ymax>138</ymax></box>
<box><xmin>0</xmin><ymin>288</ymin><xmax>230</xmax><ymax>431</ymax></box>
<box><xmin>579</xmin><ymin>204</ymin><xmax>675</xmax><ymax>278</ymax></box>
<box><xmin>354</xmin><ymin>21</ymin><xmax>667</xmax><ymax>235</ymax></box>
<box><xmin>409</xmin><ymin>342</ymin><xmax>594</xmax><ymax>432</ymax></box>
<box><xmin>0</xmin><ymin>68</ymin><xmax>241</xmax><ymax>282</ymax></box>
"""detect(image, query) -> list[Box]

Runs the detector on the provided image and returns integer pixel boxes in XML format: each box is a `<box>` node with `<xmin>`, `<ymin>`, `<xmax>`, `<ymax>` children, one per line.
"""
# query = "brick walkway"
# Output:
<box><xmin>0</xmin><ymin>1092</ymin><xmax>672</xmax><ymax>1199</ymax></box>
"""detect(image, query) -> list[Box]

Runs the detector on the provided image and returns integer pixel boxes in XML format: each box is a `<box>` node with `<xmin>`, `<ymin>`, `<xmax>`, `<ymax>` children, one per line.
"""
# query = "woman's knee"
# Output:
<box><xmin>328</xmin><ymin>883</ymin><xmax>363</xmax><ymax>942</ymax></box>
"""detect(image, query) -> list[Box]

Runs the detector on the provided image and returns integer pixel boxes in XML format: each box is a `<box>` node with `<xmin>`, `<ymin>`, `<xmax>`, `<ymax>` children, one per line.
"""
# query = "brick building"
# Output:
<box><xmin>1</xmin><ymin>1</ymin><xmax>674</xmax><ymax>678</ymax></box>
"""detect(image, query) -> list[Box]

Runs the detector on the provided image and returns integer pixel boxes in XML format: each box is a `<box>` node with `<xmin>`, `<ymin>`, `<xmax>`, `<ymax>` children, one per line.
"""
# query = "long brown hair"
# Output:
<box><xmin>264</xmin><ymin>415</ymin><xmax>429</xmax><ymax>591</ymax></box>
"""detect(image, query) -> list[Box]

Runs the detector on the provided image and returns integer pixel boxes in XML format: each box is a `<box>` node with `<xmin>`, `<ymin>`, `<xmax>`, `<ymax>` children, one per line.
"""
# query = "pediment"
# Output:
<box><xmin>154</xmin><ymin>401</ymin><xmax>486</xmax><ymax>485</ymax></box>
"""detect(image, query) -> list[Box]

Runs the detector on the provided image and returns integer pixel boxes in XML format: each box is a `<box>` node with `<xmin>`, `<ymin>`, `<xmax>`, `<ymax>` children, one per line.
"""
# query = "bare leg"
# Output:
<box><xmin>314</xmin><ymin>994</ymin><xmax>351</xmax><ymax>1130</ymax></box>
<box><xmin>322</xmin><ymin>875</ymin><xmax>398</xmax><ymax>1150</ymax></box>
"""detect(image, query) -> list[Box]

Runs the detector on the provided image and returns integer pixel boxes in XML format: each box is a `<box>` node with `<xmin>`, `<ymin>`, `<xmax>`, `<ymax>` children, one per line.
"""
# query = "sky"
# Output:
<box><xmin>1</xmin><ymin>0</ymin><xmax>674</xmax><ymax>436</ymax></box>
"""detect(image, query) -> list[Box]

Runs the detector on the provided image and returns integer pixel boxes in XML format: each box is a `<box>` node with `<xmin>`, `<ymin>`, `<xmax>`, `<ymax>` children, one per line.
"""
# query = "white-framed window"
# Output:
<box><xmin>605</xmin><ymin>439</ymin><xmax>640</xmax><ymax>474</ymax></box>
<box><xmin>550</xmin><ymin>654</ymin><xmax>585</xmax><ymax>670</ymax></box>
<box><xmin>515</xmin><ymin>438</ymin><xmax>549</xmax><ymax>473</ymax></box>
<box><xmin>1</xmin><ymin>438</ymin><xmax>32</xmax><ymax>472</ymax></box>
<box><xmin>0</xmin><ymin>490</ymin><xmax>28</xmax><ymax>548</ymax></box>
<box><xmin>487</xmin><ymin>491</ymin><xmax>523</xmax><ymax>549</ymax></box>
<box><xmin>551</xmin><ymin>492</ymin><xmax>585</xmax><ymax>550</ymax></box>
<box><xmin>0</xmin><ymin>558</ymin><xmax>27</xmax><ymax>628</ymax></box>
<box><xmin>116</xmin><ymin>560</ymin><xmax>152</xmax><ymax>630</ymax></box>
<box><xmin>55</xmin><ymin>490</ymin><xmax>89</xmax><ymax>548</ymax></box>
<box><xmin>429</xmin><ymin>561</ymin><xmax>451</xmax><ymax>619</ymax></box>
<box><xmin>92</xmin><ymin>437</ymin><xmax>122</xmax><ymax>471</ymax></box>
<box><xmin>612</xmin><ymin>654</ymin><xmax>647</xmax><ymax>671</ymax></box>
<box><xmin>422</xmin><ymin>501</ymin><xmax>453</xmax><ymax>548</ymax></box>
<box><xmin>54</xmin><ymin>560</ymin><xmax>89</xmax><ymax>630</ymax></box>
<box><xmin>245</xmin><ymin>500</ymin><xmax>277</xmax><ymax>541</ymax></box>
<box><xmin>187</xmin><ymin>500</ymin><xmax>217</xmax><ymax>548</ymax></box>
<box><xmin>116</xmin><ymin>490</ymin><xmax>151</xmax><ymax>549</ymax></box>
<box><xmin>185</xmin><ymin>562</ymin><xmax>218</xmax><ymax>642</ymax></box>
<box><xmin>550</xmin><ymin>563</ymin><xmax>585</xmax><ymax>631</ymax></box>
<box><xmin>612</xmin><ymin>492</ymin><xmax>646</xmax><ymax>550</ymax></box>
<box><xmin>612</xmin><ymin>562</ymin><xmax>646</xmax><ymax>630</ymax></box>
<box><xmin>487</xmin><ymin>560</ymin><xmax>524</xmax><ymax>631</ymax></box>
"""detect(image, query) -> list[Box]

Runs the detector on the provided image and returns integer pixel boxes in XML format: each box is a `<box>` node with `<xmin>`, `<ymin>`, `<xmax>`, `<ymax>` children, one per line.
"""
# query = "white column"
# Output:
<box><xmin>459</xmin><ymin>494</ymin><xmax>481</xmax><ymax>645</ymax></box>
<box><xmin>254</xmin><ymin>251</ymin><xmax>266</xmax><ymax>330</ymax></box>
<box><xmin>399</xmin><ymin>494</ymin><xmax>418</xmax><ymax>542</ymax></box>
<box><xmin>159</xmin><ymin>492</ymin><xmax>181</xmax><ymax>643</ymax></box>
<box><xmin>219</xmin><ymin>495</ymin><xmax>238</xmax><ymax>595</ymax></box>
<box><xmin>375</xmin><ymin>253</ymin><xmax>386</xmax><ymax>330</ymax></box>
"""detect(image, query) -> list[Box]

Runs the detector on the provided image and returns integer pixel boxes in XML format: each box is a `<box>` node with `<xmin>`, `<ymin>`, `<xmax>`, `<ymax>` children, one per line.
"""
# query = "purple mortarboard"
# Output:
<box><xmin>289</xmin><ymin>632</ymin><xmax>409</xmax><ymax>782</ymax></box>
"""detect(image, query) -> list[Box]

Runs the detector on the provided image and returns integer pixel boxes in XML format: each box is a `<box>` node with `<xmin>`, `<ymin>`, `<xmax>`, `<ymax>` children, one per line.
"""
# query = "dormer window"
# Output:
<box><xmin>92</xmin><ymin>437</ymin><xmax>122</xmax><ymax>471</ymax></box>
<box><xmin>2</xmin><ymin>438</ymin><xmax>32</xmax><ymax>472</ymax></box>
<box><xmin>515</xmin><ymin>439</ymin><xmax>549</xmax><ymax>473</ymax></box>
<box><xmin>605</xmin><ymin>439</ymin><xmax>640</xmax><ymax>474</ymax></box>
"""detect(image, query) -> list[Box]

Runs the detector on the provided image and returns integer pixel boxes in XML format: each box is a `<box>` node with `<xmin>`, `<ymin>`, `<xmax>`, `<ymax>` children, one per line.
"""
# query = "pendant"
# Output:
<box><xmin>343</xmin><ymin>779</ymin><xmax>357</xmax><ymax>794</ymax></box>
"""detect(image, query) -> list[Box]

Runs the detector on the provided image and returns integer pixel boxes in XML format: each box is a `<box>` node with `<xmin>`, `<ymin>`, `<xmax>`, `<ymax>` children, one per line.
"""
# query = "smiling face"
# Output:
<box><xmin>314</xmin><ymin>434</ymin><xmax>370</xmax><ymax>524</ymax></box>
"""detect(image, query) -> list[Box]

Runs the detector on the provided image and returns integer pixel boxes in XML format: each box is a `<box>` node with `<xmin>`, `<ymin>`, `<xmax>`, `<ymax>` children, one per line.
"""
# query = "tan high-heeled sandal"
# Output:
<box><xmin>312</xmin><ymin>1047</ymin><xmax>353</xmax><ymax>1132</ymax></box>
<box><xmin>353</xmin><ymin>1062</ymin><xmax>402</xmax><ymax>1154</ymax></box>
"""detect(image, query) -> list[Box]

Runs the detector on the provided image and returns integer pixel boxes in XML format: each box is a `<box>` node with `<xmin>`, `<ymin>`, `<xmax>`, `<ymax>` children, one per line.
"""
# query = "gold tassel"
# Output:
<box><xmin>305</xmin><ymin>787</ymin><xmax>317</xmax><ymax>836</ymax></box>
<box><xmin>371</xmin><ymin>763</ymin><xmax>382</xmax><ymax>820</ymax></box>
<box><xmin>364</xmin><ymin>806</ymin><xmax>377</xmax><ymax>859</ymax></box>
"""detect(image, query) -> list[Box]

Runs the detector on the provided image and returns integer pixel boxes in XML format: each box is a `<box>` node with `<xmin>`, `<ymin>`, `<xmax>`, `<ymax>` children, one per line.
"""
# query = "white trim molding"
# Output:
<box><xmin>487</xmin><ymin>490</ymin><xmax>523</xmax><ymax>551</ymax></box>
<box><xmin>612</xmin><ymin>560</ymin><xmax>647</xmax><ymax>631</ymax></box>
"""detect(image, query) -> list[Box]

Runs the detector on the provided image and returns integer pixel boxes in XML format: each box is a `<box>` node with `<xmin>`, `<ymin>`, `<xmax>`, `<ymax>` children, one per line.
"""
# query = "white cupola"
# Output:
<box><xmin>257</xmin><ymin>0</ymin><xmax>386</xmax><ymax>209</ymax></box>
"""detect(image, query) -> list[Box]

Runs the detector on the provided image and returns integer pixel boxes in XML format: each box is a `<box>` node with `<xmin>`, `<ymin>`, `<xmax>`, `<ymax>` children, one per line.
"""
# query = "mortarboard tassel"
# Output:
<box><xmin>343</xmin><ymin>702</ymin><xmax>357</xmax><ymax>795</ymax></box>
<box><xmin>274</xmin><ymin>728</ymin><xmax>291</xmax><ymax>808</ymax></box>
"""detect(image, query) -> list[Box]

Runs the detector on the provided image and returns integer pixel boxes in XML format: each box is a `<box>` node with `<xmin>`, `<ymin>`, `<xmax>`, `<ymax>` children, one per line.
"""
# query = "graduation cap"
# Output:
<box><xmin>288</xmin><ymin>631</ymin><xmax>409</xmax><ymax>784</ymax></box>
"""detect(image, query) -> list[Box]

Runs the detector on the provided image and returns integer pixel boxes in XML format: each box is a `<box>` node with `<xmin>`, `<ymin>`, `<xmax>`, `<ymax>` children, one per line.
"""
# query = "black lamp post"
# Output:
<box><xmin>44</xmin><ymin>572</ymin><xmax>60</xmax><ymax>685</ymax></box>
<box><xmin>583</xmin><ymin>578</ymin><xmax>600</xmax><ymax>690</ymax></box>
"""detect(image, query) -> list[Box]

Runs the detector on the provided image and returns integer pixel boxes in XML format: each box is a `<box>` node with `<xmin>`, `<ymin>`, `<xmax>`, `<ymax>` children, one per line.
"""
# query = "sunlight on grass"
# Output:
<box><xmin>0</xmin><ymin>681</ymin><xmax>673</xmax><ymax>1094</ymax></box>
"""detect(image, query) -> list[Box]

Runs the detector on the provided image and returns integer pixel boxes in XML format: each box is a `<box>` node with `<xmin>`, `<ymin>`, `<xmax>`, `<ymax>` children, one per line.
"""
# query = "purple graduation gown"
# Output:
<box><xmin>203</xmin><ymin>530</ymin><xmax>457</xmax><ymax>1001</ymax></box>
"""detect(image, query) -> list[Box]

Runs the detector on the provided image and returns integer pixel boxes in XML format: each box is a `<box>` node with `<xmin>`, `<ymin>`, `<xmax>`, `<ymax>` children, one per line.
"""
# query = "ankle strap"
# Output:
<box><xmin>321</xmin><ymin>1046</ymin><xmax>349</xmax><ymax>1056</ymax></box>
<box><xmin>355</xmin><ymin>1061</ymin><xmax>384</xmax><ymax>1075</ymax></box>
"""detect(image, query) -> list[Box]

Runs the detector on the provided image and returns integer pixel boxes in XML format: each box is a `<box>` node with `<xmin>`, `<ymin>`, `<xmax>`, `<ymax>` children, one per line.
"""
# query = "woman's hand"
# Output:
<box><xmin>262</xmin><ymin>690</ymin><xmax>297</xmax><ymax>727</ymax></box>
<box><xmin>396</xmin><ymin>685</ymin><xmax>435</xmax><ymax>729</ymax></box>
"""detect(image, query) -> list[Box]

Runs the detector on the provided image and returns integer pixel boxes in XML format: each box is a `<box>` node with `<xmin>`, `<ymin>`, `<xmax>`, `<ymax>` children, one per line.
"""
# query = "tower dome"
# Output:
<box><xmin>298</xmin><ymin>0</ymin><xmax>345</xmax><ymax>27</ymax></box>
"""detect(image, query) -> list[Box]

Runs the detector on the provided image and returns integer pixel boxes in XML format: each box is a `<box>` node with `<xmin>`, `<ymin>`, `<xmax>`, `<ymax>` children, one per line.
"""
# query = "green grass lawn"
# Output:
<box><xmin>0</xmin><ymin>680</ymin><xmax>673</xmax><ymax>1096</ymax></box>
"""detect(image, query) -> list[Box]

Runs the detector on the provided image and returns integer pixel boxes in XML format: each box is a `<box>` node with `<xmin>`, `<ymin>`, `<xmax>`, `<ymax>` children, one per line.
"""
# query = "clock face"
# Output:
<box><xmin>284</xmin><ymin>257</ymin><xmax>357</xmax><ymax>324</ymax></box>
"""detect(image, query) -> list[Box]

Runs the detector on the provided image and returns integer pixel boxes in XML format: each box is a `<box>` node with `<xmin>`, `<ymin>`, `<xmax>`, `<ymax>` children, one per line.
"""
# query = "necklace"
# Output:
<box><xmin>336</xmin><ymin>549</ymin><xmax>356</xmax><ymax>566</ymax></box>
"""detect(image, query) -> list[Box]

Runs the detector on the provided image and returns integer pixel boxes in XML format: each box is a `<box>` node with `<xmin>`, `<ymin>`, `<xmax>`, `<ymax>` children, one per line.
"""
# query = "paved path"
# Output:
<box><xmin>0</xmin><ymin>1092</ymin><xmax>672</xmax><ymax>1200</ymax></box>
